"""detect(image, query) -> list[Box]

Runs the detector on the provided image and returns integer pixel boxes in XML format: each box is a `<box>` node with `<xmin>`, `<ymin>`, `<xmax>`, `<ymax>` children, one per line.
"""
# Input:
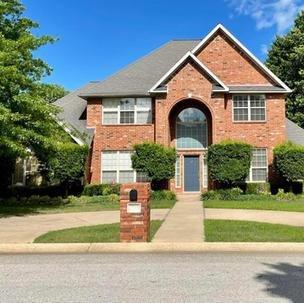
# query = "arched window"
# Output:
<box><xmin>176</xmin><ymin>108</ymin><xmax>208</xmax><ymax>149</ymax></box>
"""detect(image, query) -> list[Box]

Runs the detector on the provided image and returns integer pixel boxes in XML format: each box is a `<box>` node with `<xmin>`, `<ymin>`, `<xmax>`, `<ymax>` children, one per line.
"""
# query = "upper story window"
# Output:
<box><xmin>102</xmin><ymin>97</ymin><xmax>152</xmax><ymax>125</ymax></box>
<box><xmin>233</xmin><ymin>95</ymin><xmax>266</xmax><ymax>122</ymax></box>
<box><xmin>176</xmin><ymin>108</ymin><xmax>208</xmax><ymax>149</ymax></box>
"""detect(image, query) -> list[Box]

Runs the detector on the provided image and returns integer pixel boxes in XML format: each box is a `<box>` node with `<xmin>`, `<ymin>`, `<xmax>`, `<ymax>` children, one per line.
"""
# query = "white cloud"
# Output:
<box><xmin>227</xmin><ymin>0</ymin><xmax>304</xmax><ymax>33</ymax></box>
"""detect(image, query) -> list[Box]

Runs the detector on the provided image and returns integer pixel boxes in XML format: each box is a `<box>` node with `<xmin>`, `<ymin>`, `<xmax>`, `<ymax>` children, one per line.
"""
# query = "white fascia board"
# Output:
<box><xmin>149</xmin><ymin>51</ymin><xmax>229</xmax><ymax>93</ymax></box>
<box><xmin>229</xmin><ymin>91</ymin><xmax>289</xmax><ymax>94</ymax></box>
<box><xmin>56</xmin><ymin>120</ymin><xmax>85</xmax><ymax>146</ymax></box>
<box><xmin>192</xmin><ymin>24</ymin><xmax>292</xmax><ymax>93</ymax></box>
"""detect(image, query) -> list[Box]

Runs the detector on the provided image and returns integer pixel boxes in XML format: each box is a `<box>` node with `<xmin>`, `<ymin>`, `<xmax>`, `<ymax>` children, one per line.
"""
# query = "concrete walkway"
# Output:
<box><xmin>205</xmin><ymin>208</ymin><xmax>304</xmax><ymax>227</ymax></box>
<box><xmin>0</xmin><ymin>209</ymin><xmax>169</xmax><ymax>243</ymax></box>
<box><xmin>153</xmin><ymin>194</ymin><xmax>204</xmax><ymax>242</ymax></box>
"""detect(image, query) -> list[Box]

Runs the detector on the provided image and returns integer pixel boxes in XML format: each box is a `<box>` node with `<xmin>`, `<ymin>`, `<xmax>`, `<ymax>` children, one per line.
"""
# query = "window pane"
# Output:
<box><xmin>103</xmin><ymin>112</ymin><xmax>118</xmax><ymax>124</ymax></box>
<box><xmin>103</xmin><ymin>99</ymin><xmax>119</xmax><ymax>110</ymax></box>
<box><xmin>120</xmin><ymin>98</ymin><xmax>135</xmax><ymax>110</ymax></box>
<box><xmin>119</xmin><ymin>171</ymin><xmax>134</xmax><ymax>183</ymax></box>
<box><xmin>252</xmin><ymin>149</ymin><xmax>267</xmax><ymax>167</ymax></box>
<box><xmin>234</xmin><ymin>108</ymin><xmax>248</xmax><ymax>121</ymax></box>
<box><xmin>119</xmin><ymin>152</ymin><xmax>132</xmax><ymax>170</ymax></box>
<box><xmin>250</xmin><ymin>95</ymin><xmax>265</xmax><ymax>107</ymax></box>
<box><xmin>102</xmin><ymin>171</ymin><xmax>117</xmax><ymax>183</ymax></box>
<box><xmin>233</xmin><ymin>96</ymin><xmax>248</xmax><ymax>107</ymax></box>
<box><xmin>251</xmin><ymin>108</ymin><xmax>265</xmax><ymax>121</ymax></box>
<box><xmin>120</xmin><ymin>112</ymin><xmax>134</xmax><ymax>124</ymax></box>
<box><xmin>102</xmin><ymin>152</ymin><xmax>118</xmax><ymax>170</ymax></box>
<box><xmin>136</xmin><ymin>98</ymin><xmax>151</xmax><ymax>109</ymax></box>
<box><xmin>252</xmin><ymin>168</ymin><xmax>267</xmax><ymax>181</ymax></box>
<box><xmin>175</xmin><ymin>156</ymin><xmax>181</xmax><ymax>187</ymax></box>
<box><xmin>137</xmin><ymin>111</ymin><xmax>152</xmax><ymax>124</ymax></box>
<box><xmin>203</xmin><ymin>157</ymin><xmax>208</xmax><ymax>188</ymax></box>
<box><xmin>136</xmin><ymin>171</ymin><xmax>150</xmax><ymax>182</ymax></box>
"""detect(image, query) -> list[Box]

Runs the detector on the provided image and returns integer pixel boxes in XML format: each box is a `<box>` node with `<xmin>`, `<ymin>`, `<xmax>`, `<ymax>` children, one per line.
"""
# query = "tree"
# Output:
<box><xmin>207</xmin><ymin>140</ymin><xmax>252</xmax><ymax>188</ymax></box>
<box><xmin>266</xmin><ymin>11</ymin><xmax>304</xmax><ymax>128</ymax></box>
<box><xmin>131</xmin><ymin>142</ymin><xmax>176</xmax><ymax>188</ymax></box>
<box><xmin>0</xmin><ymin>0</ymin><xmax>65</xmax><ymax>160</ymax></box>
<box><xmin>34</xmin><ymin>83</ymin><xmax>69</xmax><ymax>103</ymax></box>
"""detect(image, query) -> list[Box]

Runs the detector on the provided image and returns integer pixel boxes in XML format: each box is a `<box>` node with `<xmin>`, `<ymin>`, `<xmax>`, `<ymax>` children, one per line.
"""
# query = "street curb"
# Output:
<box><xmin>1</xmin><ymin>242</ymin><xmax>304</xmax><ymax>254</ymax></box>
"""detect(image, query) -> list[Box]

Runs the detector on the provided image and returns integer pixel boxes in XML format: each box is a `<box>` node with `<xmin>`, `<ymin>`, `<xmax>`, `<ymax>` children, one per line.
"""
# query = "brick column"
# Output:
<box><xmin>120</xmin><ymin>183</ymin><xmax>151</xmax><ymax>242</ymax></box>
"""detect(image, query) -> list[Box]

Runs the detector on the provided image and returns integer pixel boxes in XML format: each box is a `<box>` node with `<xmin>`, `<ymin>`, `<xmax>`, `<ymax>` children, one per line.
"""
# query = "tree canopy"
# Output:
<box><xmin>266</xmin><ymin>11</ymin><xmax>304</xmax><ymax>128</ymax></box>
<box><xmin>0</xmin><ymin>0</ymin><xmax>68</xmax><ymax>159</ymax></box>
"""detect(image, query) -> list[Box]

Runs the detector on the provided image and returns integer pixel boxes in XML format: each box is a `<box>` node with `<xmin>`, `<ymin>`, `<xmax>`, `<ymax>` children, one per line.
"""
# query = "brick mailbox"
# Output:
<box><xmin>120</xmin><ymin>183</ymin><xmax>151</xmax><ymax>242</ymax></box>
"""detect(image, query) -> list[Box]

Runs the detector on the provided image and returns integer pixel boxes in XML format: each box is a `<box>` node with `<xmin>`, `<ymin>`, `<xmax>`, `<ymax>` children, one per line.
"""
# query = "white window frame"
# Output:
<box><xmin>247</xmin><ymin>148</ymin><xmax>268</xmax><ymax>183</ymax></box>
<box><xmin>232</xmin><ymin>95</ymin><xmax>266</xmax><ymax>122</ymax></box>
<box><xmin>102</xmin><ymin>98</ymin><xmax>152</xmax><ymax>125</ymax></box>
<box><xmin>101</xmin><ymin>151</ymin><xmax>136</xmax><ymax>183</ymax></box>
<box><xmin>202</xmin><ymin>155</ymin><xmax>208</xmax><ymax>189</ymax></box>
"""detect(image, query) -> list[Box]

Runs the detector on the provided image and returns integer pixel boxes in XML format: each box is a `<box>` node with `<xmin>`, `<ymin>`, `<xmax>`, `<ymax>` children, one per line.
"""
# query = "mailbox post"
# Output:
<box><xmin>120</xmin><ymin>183</ymin><xmax>151</xmax><ymax>242</ymax></box>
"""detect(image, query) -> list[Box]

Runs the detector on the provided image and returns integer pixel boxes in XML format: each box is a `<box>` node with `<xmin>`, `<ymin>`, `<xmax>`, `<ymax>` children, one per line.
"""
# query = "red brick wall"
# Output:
<box><xmin>197</xmin><ymin>32</ymin><xmax>275</xmax><ymax>85</ymax></box>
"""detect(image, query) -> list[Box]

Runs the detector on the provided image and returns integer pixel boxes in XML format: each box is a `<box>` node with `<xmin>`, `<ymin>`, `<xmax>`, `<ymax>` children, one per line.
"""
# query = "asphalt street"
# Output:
<box><xmin>1</xmin><ymin>252</ymin><xmax>304</xmax><ymax>302</ymax></box>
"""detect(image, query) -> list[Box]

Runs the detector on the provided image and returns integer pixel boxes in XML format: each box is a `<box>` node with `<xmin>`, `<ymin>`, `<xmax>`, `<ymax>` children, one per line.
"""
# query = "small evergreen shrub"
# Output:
<box><xmin>275</xmin><ymin>189</ymin><xmax>296</xmax><ymax>201</ymax></box>
<box><xmin>82</xmin><ymin>184</ymin><xmax>120</xmax><ymax>196</ymax></box>
<box><xmin>274</xmin><ymin>142</ymin><xmax>304</xmax><ymax>182</ymax></box>
<box><xmin>245</xmin><ymin>183</ymin><xmax>270</xmax><ymax>195</ymax></box>
<box><xmin>68</xmin><ymin>194</ymin><xmax>119</xmax><ymax>204</ymax></box>
<box><xmin>202</xmin><ymin>188</ymin><xmax>242</xmax><ymax>201</ymax></box>
<box><xmin>151</xmin><ymin>190</ymin><xmax>176</xmax><ymax>201</ymax></box>
<box><xmin>207</xmin><ymin>140</ymin><xmax>252</xmax><ymax>187</ymax></box>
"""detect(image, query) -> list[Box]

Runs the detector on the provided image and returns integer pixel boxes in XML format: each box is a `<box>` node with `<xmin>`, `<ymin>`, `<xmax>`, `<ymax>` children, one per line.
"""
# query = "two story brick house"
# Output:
<box><xmin>56</xmin><ymin>24</ymin><xmax>304</xmax><ymax>193</ymax></box>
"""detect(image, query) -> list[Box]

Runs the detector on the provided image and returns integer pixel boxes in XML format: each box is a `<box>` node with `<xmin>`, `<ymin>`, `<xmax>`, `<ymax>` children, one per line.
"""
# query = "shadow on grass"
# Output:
<box><xmin>0</xmin><ymin>207</ymin><xmax>40</xmax><ymax>218</ymax></box>
<box><xmin>256</xmin><ymin>262</ymin><xmax>304</xmax><ymax>303</ymax></box>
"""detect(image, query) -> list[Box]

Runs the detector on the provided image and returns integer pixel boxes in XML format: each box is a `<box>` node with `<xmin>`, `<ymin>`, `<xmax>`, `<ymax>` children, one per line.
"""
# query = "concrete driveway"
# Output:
<box><xmin>0</xmin><ymin>209</ymin><xmax>169</xmax><ymax>243</ymax></box>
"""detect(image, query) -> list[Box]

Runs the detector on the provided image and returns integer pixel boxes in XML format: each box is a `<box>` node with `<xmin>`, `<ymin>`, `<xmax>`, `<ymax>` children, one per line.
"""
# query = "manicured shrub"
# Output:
<box><xmin>201</xmin><ymin>188</ymin><xmax>242</xmax><ymax>201</ymax></box>
<box><xmin>276</xmin><ymin>189</ymin><xmax>296</xmax><ymax>201</ymax></box>
<box><xmin>131</xmin><ymin>142</ymin><xmax>176</xmax><ymax>185</ymax></box>
<box><xmin>68</xmin><ymin>194</ymin><xmax>119</xmax><ymax>204</ymax></box>
<box><xmin>245</xmin><ymin>183</ymin><xmax>270</xmax><ymax>195</ymax></box>
<box><xmin>82</xmin><ymin>184</ymin><xmax>120</xmax><ymax>196</ymax></box>
<box><xmin>151</xmin><ymin>190</ymin><xmax>176</xmax><ymax>201</ymax></box>
<box><xmin>207</xmin><ymin>140</ymin><xmax>252</xmax><ymax>187</ymax></box>
<box><xmin>274</xmin><ymin>142</ymin><xmax>304</xmax><ymax>182</ymax></box>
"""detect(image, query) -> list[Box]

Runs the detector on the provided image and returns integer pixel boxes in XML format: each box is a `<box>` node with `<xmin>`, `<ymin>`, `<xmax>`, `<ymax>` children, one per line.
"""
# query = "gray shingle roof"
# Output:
<box><xmin>54</xmin><ymin>82</ymin><xmax>97</xmax><ymax>144</ymax></box>
<box><xmin>79</xmin><ymin>40</ymin><xmax>200</xmax><ymax>97</ymax></box>
<box><xmin>286</xmin><ymin>118</ymin><xmax>304</xmax><ymax>145</ymax></box>
<box><xmin>228</xmin><ymin>86</ymin><xmax>286</xmax><ymax>92</ymax></box>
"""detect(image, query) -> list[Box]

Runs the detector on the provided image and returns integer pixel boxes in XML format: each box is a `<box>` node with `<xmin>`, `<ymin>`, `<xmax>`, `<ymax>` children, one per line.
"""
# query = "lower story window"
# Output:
<box><xmin>101</xmin><ymin>151</ymin><xmax>149</xmax><ymax>184</ymax></box>
<box><xmin>175</xmin><ymin>156</ymin><xmax>181</xmax><ymax>187</ymax></box>
<box><xmin>203</xmin><ymin>156</ymin><xmax>208</xmax><ymax>188</ymax></box>
<box><xmin>248</xmin><ymin>148</ymin><xmax>268</xmax><ymax>182</ymax></box>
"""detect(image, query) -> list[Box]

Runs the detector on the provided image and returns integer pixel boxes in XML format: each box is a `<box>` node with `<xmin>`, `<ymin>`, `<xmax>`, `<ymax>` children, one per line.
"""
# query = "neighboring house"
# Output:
<box><xmin>56</xmin><ymin>24</ymin><xmax>304</xmax><ymax>193</ymax></box>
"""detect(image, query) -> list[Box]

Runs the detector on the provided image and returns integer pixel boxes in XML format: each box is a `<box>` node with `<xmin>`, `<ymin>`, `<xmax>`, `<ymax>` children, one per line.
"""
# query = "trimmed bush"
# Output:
<box><xmin>207</xmin><ymin>140</ymin><xmax>252</xmax><ymax>187</ymax></box>
<box><xmin>245</xmin><ymin>183</ymin><xmax>270</xmax><ymax>195</ymax></box>
<box><xmin>68</xmin><ymin>194</ymin><xmax>119</xmax><ymax>204</ymax></box>
<box><xmin>1</xmin><ymin>195</ymin><xmax>67</xmax><ymax>207</ymax></box>
<box><xmin>151</xmin><ymin>190</ymin><xmax>176</xmax><ymax>201</ymax></box>
<box><xmin>202</xmin><ymin>188</ymin><xmax>242</xmax><ymax>201</ymax></box>
<box><xmin>274</xmin><ymin>142</ymin><xmax>304</xmax><ymax>182</ymax></box>
<box><xmin>82</xmin><ymin>184</ymin><xmax>120</xmax><ymax>196</ymax></box>
<box><xmin>131</xmin><ymin>142</ymin><xmax>176</xmax><ymax>184</ymax></box>
<box><xmin>276</xmin><ymin>189</ymin><xmax>296</xmax><ymax>201</ymax></box>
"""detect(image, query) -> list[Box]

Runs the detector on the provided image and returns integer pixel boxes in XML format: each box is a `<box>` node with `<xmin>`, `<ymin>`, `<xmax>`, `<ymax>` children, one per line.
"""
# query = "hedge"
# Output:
<box><xmin>274</xmin><ymin>142</ymin><xmax>304</xmax><ymax>182</ymax></box>
<box><xmin>207</xmin><ymin>140</ymin><xmax>252</xmax><ymax>187</ymax></box>
<box><xmin>82</xmin><ymin>184</ymin><xmax>120</xmax><ymax>196</ymax></box>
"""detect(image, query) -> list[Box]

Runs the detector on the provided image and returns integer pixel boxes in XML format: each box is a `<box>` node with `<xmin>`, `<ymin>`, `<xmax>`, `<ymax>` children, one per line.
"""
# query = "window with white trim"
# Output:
<box><xmin>175</xmin><ymin>156</ymin><xmax>181</xmax><ymax>187</ymax></box>
<box><xmin>248</xmin><ymin>148</ymin><xmax>268</xmax><ymax>182</ymax></box>
<box><xmin>102</xmin><ymin>98</ymin><xmax>152</xmax><ymax>125</ymax></box>
<box><xmin>101</xmin><ymin>151</ymin><xmax>150</xmax><ymax>184</ymax></box>
<box><xmin>233</xmin><ymin>95</ymin><xmax>266</xmax><ymax>122</ymax></box>
<box><xmin>202</xmin><ymin>155</ymin><xmax>208</xmax><ymax>188</ymax></box>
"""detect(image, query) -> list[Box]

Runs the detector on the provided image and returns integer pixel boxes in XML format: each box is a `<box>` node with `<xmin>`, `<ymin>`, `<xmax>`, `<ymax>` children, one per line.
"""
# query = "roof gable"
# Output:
<box><xmin>149</xmin><ymin>52</ymin><xmax>229</xmax><ymax>93</ymax></box>
<box><xmin>192</xmin><ymin>24</ymin><xmax>291</xmax><ymax>92</ymax></box>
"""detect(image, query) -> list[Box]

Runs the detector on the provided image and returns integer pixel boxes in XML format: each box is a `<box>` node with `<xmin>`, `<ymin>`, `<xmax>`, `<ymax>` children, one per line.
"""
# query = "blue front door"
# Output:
<box><xmin>184</xmin><ymin>156</ymin><xmax>200</xmax><ymax>192</ymax></box>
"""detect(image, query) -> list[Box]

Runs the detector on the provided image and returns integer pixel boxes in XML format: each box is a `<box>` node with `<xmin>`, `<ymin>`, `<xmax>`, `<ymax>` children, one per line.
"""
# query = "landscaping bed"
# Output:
<box><xmin>205</xmin><ymin>219</ymin><xmax>304</xmax><ymax>242</ymax></box>
<box><xmin>34</xmin><ymin>220</ymin><xmax>163</xmax><ymax>243</ymax></box>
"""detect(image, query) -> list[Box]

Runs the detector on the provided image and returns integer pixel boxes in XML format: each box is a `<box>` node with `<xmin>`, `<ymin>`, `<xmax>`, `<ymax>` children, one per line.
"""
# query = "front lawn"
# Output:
<box><xmin>34</xmin><ymin>220</ymin><xmax>163</xmax><ymax>243</ymax></box>
<box><xmin>204</xmin><ymin>198</ymin><xmax>304</xmax><ymax>212</ymax></box>
<box><xmin>0</xmin><ymin>196</ymin><xmax>175</xmax><ymax>218</ymax></box>
<box><xmin>205</xmin><ymin>219</ymin><xmax>304</xmax><ymax>242</ymax></box>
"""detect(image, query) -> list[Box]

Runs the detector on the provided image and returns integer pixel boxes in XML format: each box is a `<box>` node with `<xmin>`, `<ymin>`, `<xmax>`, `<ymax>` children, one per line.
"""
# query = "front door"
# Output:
<box><xmin>184</xmin><ymin>156</ymin><xmax>200</xmax><ymax>192</ymax></box>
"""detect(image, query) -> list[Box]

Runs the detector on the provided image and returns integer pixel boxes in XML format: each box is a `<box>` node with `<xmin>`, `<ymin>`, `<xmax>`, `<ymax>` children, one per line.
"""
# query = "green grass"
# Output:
<box><xmin>34</xmin><ymin>220</ymin><xmax>163</xmax><ymax>243</ymax></box>
<box><xmin>204</xmin><ymin>198</ymin><xmax>304</xmax><ymax>212</ymax></box>
<box><xmin>205</xmin><ymin>219</ymin><xmax>304</xmax><ymax>242</ymax></box>
<box><xmin>0</xmin><ymin>198</ymin><xmax>175</xmax><ymax>218</ymax></box>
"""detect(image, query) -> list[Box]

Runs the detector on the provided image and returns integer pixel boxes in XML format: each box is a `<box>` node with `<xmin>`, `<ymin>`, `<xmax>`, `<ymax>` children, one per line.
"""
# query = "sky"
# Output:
<box><xmin>22</xmin><ymin>0</ymin><xmax>304</xmax><ymax>90</ymax></box>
